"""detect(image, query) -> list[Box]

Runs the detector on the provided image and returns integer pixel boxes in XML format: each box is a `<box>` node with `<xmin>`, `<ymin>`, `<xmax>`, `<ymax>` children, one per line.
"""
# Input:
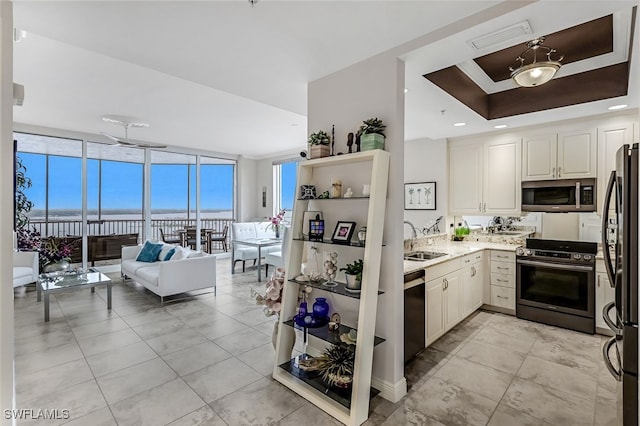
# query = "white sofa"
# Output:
<box><xmin>13</xmin><ymin>251</ymin><xmax>39</xmax><ymax>288</ymax></box>
<box><xmin>121</xmin><ymin>244</ymin><xmax>217</xmax><ymax>304</ymax></box>
<box><xmin>231</xmin><ymin>222</ymin><xmax>282</xmax><ymax>273</ymax></box>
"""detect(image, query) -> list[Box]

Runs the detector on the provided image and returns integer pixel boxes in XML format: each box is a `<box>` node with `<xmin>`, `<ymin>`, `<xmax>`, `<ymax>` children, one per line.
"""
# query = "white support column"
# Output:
<box><xmin>0</xmin><ymin>2</ymin><xmax>15</xmax><ymax>424</ymax></box>
<box><xmin>81</xmin><ymin>140</ymin><xmax>87</xmax><ymax>267</ymax></box>
<box><xmin>195</xmin><ymin>156</ymin><xmax>201</xmax><ymax>251</ymax></box>
<box><xmin>144</xmin><ymin>149</ymin><xmax>151</xmax><ymax>242</ymax></box>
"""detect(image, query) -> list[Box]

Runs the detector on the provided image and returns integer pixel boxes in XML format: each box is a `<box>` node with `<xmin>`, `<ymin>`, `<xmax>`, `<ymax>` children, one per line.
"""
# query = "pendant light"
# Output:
<box><xmin>509</xmin><ymin>37</ymin><xmax>563</xmax><ymax>87</ymax></box>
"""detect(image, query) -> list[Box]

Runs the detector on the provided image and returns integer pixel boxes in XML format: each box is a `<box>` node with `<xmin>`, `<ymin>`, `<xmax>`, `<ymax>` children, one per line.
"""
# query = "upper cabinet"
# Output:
<box><xmin>449</xmin><ymin>137</ymin><xmax>521</xmax><ymax>216</ymax></box>
<box><xmin>522</xmin><ymin>129</ymin><xmax>597</xmax><ymax>181</ymax></box>
<box><xmin>597</xmin><ymin>122</ymin><xmax>634</xmax><ymax>214</ymax></box>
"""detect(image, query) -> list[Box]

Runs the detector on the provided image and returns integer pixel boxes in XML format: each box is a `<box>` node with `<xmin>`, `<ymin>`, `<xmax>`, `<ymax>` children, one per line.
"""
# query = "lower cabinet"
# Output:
<box><xmin>487</xmin><ymin>250</ymin><xmax>516</xmax><ymax>311</ymax></box>
<box><xmin>426</xmin><ymin>271</ymin><xmax>461</xmax><ymax>345</ymax></box>
<box><xmin>462</xmin><ymin>253</ymin><xmax>484</xmax><ymax>317</ymax></box>
<box><xmin>595</xmin><ymin>259</ymin><xmax>615</xmax><ymax>333</ymax></box>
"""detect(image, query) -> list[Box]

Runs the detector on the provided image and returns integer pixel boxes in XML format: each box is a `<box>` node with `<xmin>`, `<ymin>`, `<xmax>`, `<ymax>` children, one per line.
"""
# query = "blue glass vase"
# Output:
<box><xmin>312</xmin><ymin>298</ymin><xmax>329</xmax><ymax>319</ymax></box>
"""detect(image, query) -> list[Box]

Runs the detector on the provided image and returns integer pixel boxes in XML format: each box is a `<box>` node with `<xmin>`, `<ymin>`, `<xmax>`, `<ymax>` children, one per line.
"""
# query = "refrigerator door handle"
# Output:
<box><xmin>602</xmin><ymin>301</ymin><xmax>622</xmax><ymax>335</ymax></box>
<box><xmin>601</xmin><ymin>170</ymin><xmax>617</xmax><ymax>288</ymax></box>
<box><xmin>602</xmin><ymin>336</ymin><xmax>622</xmax><ymax>382</ymax></box>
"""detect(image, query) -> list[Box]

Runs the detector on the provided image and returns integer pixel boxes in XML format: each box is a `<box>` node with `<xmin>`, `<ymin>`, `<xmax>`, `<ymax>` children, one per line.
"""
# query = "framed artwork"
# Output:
<box><xmin>404</xmin><ymin>182</ymin><xmax>436</xmax><ymax>210</ymax></box>
<box><xmin>300</xmin><ymin>185</ymin><xmax>316</xmax><ymax>200</ymax></box>
<box><xmin>331</xmin><ymin>221</ymin><xmax>356</xmax><ymax>244</ymax></box>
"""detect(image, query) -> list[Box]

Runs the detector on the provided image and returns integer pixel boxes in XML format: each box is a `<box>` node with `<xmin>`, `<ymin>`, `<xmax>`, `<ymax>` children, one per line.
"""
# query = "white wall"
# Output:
<box><xmin>237</xmin><ymin>156</ymin><xmax>258</xmax><ymax>221</ymax></box>
<box><xmin>404</xmin><ymin>137</ymin><xmax>447</xmax><ymax>235</ymax></box>
<box><xmin>308</xmin><ymin>54</ymin><xmax>407</xmax><ymax>400</ymax></box>
<box><xmin>0</xmin><ymin>2</ymin><xmax>14</xmax><ymax>423</ymax></box>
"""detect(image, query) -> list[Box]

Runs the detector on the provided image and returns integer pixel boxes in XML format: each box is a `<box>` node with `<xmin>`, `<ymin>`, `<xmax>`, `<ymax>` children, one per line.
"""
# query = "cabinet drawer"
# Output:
<box><xmin>491</xmin><ymin>261</ymin><xmax>514</xmax><ymax>275</ymax></box>
<box><xmin>490</xmin><ymin>272</ymin><xmax>515</xmax><ymax>288</ymax></box>
<box><xmin>462</xmin><ymin>252</ymin><xmax>483</xmax><ymax>265</ymax></box>
<box><xmin>491</xmin><ymin>251</ymin><xmax>515</xmax><ymax>263</ymax></box>
<box><xmin>491</xmin><ymin>285</ymin><xmax>515</xmax><ymax>309</ymax></box>
<box><xmin>425</xmin><ymin>258</ymin><xmax>461</xmax><ymax>281</ymax></box>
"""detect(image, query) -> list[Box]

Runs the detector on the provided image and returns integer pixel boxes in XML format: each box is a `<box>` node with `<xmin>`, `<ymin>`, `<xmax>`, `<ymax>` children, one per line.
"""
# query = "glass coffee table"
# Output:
<box><xmin>37</xmin><ymin>268</ymin><xmax>112</xmax><ymax>322</ymax></box>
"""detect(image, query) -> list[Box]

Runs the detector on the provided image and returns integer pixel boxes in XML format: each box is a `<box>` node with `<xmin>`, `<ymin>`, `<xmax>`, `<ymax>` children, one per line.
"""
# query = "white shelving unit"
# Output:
<box><xmin>272</xmin><ymin>150</ymin><xmax>389</xmax><ymax>426</ymax></box>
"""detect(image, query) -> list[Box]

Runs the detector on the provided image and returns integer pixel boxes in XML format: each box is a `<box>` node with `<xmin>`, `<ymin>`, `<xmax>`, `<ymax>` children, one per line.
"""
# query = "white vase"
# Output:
<box><xmin>344</xmin><ymin>273</ymin><xmax>361</xmax><ymax>291</ymax></box>
<box><xmin>362</xmin><ymin>184</ymin><xmax>371</xmax><ymax>197</ymax></box>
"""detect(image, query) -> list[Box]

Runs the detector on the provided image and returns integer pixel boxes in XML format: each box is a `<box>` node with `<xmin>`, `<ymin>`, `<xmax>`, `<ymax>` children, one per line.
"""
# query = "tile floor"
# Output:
<box><xmin>13</xmin><ymin>258</ymin><xmax>619</xmax><ymax>425</ymax></box>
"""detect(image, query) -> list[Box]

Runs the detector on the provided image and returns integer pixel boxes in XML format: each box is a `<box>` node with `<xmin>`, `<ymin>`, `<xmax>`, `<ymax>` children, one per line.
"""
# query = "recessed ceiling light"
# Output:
<box><xmin>494</xmin><ymin>124</ymin><xmax>508</xmax><ymax>129</ymax></box>
<box><xmin>404</xmin><ymin>88</ymin><xmax>409</xmax><ymax>94</ymax></box>
<box><xmin>608</xmin><ymin>104</ymin><xmax>628</xmax><ymax>110</ymax></box>
<box><xmin>453</xmin><ymin>122</ymin><xmax>466</xmax><ymax>127</ymax></box>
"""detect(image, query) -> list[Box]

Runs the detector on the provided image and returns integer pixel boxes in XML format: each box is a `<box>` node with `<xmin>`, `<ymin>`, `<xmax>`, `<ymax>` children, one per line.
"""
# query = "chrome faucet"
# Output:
<box><xmin>404</xmin><ymin>221</ymin><xmax>418</xmax><ymax>251</ymax></box>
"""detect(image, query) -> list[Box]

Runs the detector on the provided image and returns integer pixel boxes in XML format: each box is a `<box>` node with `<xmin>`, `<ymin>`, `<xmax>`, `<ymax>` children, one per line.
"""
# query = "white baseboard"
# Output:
<box><xmin>371</xmin><ymin>376</ymin><xmax>407</xmax><ymax>403</ymax></box>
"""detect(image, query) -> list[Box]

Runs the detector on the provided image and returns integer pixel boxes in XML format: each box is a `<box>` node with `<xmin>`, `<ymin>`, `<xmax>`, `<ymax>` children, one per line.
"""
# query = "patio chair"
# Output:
<box><xmin>159</xmin><ymin>228</ymin><xmax>181</xmax><ymax>245</ymax></box>
<box><xmin>208</xmin><ymin>225</ymin><xmax>229</xmax><ymax>252</ymax></box>
<box><xmin>186</xmin><ymin>228</ymin><xmax>208</xmax><ymax>252</ymax></box>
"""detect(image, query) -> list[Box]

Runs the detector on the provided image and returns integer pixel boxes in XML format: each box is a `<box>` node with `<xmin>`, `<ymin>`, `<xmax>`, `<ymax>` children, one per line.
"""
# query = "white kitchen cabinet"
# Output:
<box><xmin>449</xmin><ymin>143</ymin><xmax>483</xmax><ymax>214</ymax></box>
<box><xmin>522</xmin><ymin>129</ymin><xmax>597</xmax><ymax>181</ymax></box>
<box><xmin>426</xmin><ymin>270</ymin><xmax>461</xmax><ymax>346</ymax></box>
<box><xmin>462</xmin><ymin>252</ymin><xmax>484</xmax><ymax>317</ymax></box>
<box><xmin>449</xmin><ymin>138</ymin><xmax>521</xmax><ymax>215</ymax></box>
<box><xmin>634</xmin><ymin>121</ymin><xmax>639</xmax><ymax>144</ymax></box>
<box><xmin>597</xmin><ymin>122</ymin><xmax>634</xmax><ymax>214</ymax></box>
<box><xmin>486</xmin><ymin>250</ymin><xmax>516</xmax><ymax>312</ymax></box>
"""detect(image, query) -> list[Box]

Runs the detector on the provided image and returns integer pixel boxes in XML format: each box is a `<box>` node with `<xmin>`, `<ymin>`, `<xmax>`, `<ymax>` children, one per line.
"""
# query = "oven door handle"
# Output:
<box><xmin>516</xmin><ymin>259</ymin><xmax>594</xmax><ymax>272</ymax></box>
<box><xmin>602</xmin><ymin>301</ymin><xmax>622</xmax><ymax>335</ymax></box>
<box><xmin>602</xmin><ymin>336</ymin><xmax>622</xmax><ymax>382</ymax></box>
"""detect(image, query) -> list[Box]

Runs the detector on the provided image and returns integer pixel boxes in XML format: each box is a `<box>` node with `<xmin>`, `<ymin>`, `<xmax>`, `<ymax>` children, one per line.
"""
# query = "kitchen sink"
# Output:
<box><xmin>491</xmin><ymin>231</ymin><xmax>522</xmax><ymax>236</ymax></box>
<box><xmin>403</xmin><ymin>251</ymin><xmax>448</xmax><ymax>261</ymax></box>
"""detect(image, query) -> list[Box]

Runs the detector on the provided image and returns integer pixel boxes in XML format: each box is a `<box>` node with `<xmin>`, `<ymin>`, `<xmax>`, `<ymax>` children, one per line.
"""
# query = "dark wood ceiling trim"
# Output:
<box><xmin>628</xmin><ymin>6</ymin><xmax>637</xmax><ymax>73</ymax></box>
<box><xmin>474</xmin><ymin>15</ymin><xmax>614</xmax><ymax>82</ymax></box>
<box><xmin>488</xmin><ymin>63</ymin><xmax>629</xmax><ymax>119</ymax></box>
<box><xmin>424</xmin><ymin>66</ymin><xmax>489</xmax><ymax>119</ymax></box>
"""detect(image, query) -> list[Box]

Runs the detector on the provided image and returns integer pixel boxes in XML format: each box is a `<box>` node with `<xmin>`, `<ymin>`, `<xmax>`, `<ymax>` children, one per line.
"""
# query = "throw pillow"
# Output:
<box><xmin>158</xmin><ymin>244</ymin><xmax>175</xmax><ymax>261</ymax></box>
<box><xmin>170</xmin><ymin>246</ymin><xmax>191</xmax><ymax>261</ymax></box>
<box><xmin>136</xmin><ymin>241</ymin><xmax>164</xmax><ymax>262</ymax></box>
<box><xmin>163</xmin><ymin>248</ymin><xmax>176</xmax><ymax>261</ymax></box>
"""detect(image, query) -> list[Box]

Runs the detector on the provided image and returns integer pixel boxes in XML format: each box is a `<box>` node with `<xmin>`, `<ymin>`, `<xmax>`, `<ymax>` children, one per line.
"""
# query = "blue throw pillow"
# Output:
<box><xmin>136</xmin><ymin>241</ymin><xmax>164</xmax><ymax>262</ymax></box>
<box><xmin>163</xmin><ymin>247</ymin><xmax>176</xmax><ymax>261</ymax></box>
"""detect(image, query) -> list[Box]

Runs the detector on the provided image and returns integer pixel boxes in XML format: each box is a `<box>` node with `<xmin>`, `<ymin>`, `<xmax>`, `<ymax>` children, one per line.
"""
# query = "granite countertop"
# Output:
<box><xmin>403</xmin><ymin>241</ymin><xmax>520</xmax><ymax>275</ymax></box>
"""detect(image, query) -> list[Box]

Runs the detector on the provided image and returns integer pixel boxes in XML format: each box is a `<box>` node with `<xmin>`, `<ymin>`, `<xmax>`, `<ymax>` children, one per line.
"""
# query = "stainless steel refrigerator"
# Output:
<box><xmin>602</xmin><ymin>143</ymin><xmax>638</xmax><ymax>426</ymax></box>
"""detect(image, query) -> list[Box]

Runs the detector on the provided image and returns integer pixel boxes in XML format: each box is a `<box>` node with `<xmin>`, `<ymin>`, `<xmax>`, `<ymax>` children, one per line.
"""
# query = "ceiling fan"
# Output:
<box><xmin>100</xmin><ymin>115</ymin><xmax>167</xmax><ymax>149</ymax></box>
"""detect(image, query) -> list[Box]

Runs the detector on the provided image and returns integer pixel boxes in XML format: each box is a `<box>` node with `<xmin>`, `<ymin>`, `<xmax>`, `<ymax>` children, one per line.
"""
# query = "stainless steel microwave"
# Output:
<box><xmin>521</xmin><ymin>178</ymin><xmax>596</xmax><ymax>212</ymax></box>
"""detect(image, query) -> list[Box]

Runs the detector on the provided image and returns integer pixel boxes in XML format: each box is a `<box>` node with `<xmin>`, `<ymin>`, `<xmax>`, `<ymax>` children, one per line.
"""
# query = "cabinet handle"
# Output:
<box><xmin>497</xmin><ymin>295</ymin><xmax>508</xmax><ymax>299</ymax></box>
<box><xmin>552</xmin><ymin>167</ymin><xmax>555</xmax><ymax>178</ymax></box>
<box><xmin>558</xmin><ymin>167</ymin><xmax>561</xmax><ymax>177</ymax></box>
<box><xmin>497</xmin><ymin>279</ymin><xmax>507</xmax><ymax>283</ymax></box>
<box><xmin>483</xmin><ymin>202</ymin><xmax>486</xmax><ymax>212</ymax></box>
<box><xmin>471</xmin><ymin>266</ymin><xmax>476</xmax><ymax>277</ymax></box>
<box><xmin>465</xmin><ymin>259</ymin><xmax>470</xmax><ymax>263</ymax></box>
<box><xmin>496</xmin><ymin>255</ymin><xmax>508</xmax><ymax>258</ymax></box>
<box><xmin>479</xmin><ymin>202</ymin><xmax>482</xmax><ymax>211</ymax></box>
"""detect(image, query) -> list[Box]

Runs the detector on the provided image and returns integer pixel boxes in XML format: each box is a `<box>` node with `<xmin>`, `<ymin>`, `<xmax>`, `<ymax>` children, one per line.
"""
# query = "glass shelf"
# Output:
<box><xmin>288</xmin><ymin>278</ymin><xmax>384</xmax><ymax>299</ymax></box>
<box><xmin>297</xmin><ymin>196</ymin><xmax>370</xmax><ymax>201</ymax></box>
<box><xmin>292</xmin><ymin>237</ymin><xmax>365</xmax><ymax>247</ymax></box>
<box><xmin>279</xmin><ymin>354</ymin><xmax>380</xmax><ymax>410</ymax></box>
<box><xmin>283</xmin><ymin>319</ymin><xmax>385</xmax><ymax>346</ymax></box>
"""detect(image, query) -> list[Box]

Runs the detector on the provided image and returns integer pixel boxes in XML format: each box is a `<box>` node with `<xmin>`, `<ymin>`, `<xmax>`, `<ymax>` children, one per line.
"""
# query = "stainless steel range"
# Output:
<box><xmin>516</xmin><ymin>239</ymin><xmax>597</xmax><ymax>334</ymax></box>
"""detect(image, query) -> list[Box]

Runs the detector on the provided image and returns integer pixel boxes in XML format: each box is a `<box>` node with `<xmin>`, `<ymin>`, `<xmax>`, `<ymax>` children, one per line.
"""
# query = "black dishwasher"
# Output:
<box><xmin>404</xmin><ymin>269</ymin><xmax>426</xmax><ymax>363</ymax></box>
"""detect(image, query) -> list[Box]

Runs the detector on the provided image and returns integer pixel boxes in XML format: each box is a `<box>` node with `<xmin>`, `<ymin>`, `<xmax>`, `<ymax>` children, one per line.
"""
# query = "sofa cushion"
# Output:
<box><xmin>187</xmin><ymin>251</ymin><xmax>204</xmax><ymax>259</ymax></box>
<box><xmin>136</xmin><ymin>241</ymin><xmax>164</xmax><ymax>262</ymax></box>
<box><xmin>136</xmin><ymin>266</ymin><xmax>160</xmax><ymax>287</ymax></box>
<box><xmin>122</xmin><ymin>259</ymin><xmax>157</xmax><ymax>275</ymax></box>
<box><xmin>235</xmin><ymin>247</ymin><xmax>259</xmax><ymax>260</ymax></box>
<box><xmin>13</xmin><ymin>266</ymin><xmax>33</xmax><ymax>280</ymax></box>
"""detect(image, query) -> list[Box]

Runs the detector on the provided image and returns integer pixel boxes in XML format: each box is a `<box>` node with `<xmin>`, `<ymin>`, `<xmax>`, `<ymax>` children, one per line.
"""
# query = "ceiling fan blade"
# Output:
<box><xmin>100</xmin><ymin>131</ymin><xmax>120</xmax><ymax>143</ymax></box>
<box><xmin>135</xmin><ymin>142</ymin><xmax>168</xmax><ymax>149</ymax></box>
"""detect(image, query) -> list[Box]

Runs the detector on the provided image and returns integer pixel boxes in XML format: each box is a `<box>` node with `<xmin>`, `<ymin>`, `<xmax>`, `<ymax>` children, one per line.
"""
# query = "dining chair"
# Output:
<box><xmin>208</xmin><ymin>225</ymin><xmax>229</xmax><ymax>252</ymax></box>
<box><xmin>186</xmin><ymin>228</ymin><xmax>208</xmax><ymax>252</ymax></box>
<box><xmin>159</xmin><ymin>228</ymin><xmax>181</xmax><ymax>245</ymax></box>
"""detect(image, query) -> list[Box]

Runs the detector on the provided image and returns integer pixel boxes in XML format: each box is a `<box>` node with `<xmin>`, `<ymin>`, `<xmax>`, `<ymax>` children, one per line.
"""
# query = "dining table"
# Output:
<box><xmin>176</xmin><ymin>228</ymin><xmax>224</xmax><ymax>253</ymax></box>
<box><xmin>231</xmin><ymin>237</ymin><xmax>282</xmax><ymax>282</ymax></box>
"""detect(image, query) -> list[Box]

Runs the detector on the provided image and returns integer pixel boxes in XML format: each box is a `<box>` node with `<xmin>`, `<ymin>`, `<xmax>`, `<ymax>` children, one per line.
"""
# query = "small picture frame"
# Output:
<box><xmin>300</xmin><ymin>185</ymin><xmax>316</xmax><ymax>200</ymax></box>
<box><xmin>331</xmin><ymin>221</ymin><xmax>356</xmax><ymax>244</ymax></box>
<box><xmin>404</xmin><ymin>182</ymin><xmax>436</xmax><ymax>210</ymax></box>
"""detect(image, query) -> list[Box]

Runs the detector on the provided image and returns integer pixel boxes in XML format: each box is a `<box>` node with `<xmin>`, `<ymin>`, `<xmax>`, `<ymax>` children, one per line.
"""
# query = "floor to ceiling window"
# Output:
<box><xmin>273</xmin><ymin>159</ymin><xmax>298</xmax><ymax>218</ymax></box>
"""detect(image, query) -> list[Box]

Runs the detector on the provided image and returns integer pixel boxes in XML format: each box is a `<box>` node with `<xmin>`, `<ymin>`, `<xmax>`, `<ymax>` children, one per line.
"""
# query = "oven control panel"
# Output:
<box><xmin>516</xmin><ymin>247</ymin><xmax>594</xmax><ymax>263</ymax></box>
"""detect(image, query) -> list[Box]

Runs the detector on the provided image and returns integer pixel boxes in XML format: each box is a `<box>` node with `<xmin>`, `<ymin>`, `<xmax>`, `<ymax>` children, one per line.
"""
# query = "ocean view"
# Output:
<box><xmin>27</xmin><ymin>209</ymin><xmax>234</xmax><ymax>221</ymax></box>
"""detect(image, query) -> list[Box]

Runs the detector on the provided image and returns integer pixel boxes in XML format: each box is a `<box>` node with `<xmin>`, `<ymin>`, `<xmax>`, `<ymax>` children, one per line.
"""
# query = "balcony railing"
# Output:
<box><xmin>27</xmin><ymin>218</ymin><xmax>235</xmax><ymax>251</ymax></box>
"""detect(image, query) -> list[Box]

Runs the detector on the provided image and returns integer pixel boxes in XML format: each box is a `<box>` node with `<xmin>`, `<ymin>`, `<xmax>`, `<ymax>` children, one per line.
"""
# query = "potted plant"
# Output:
<box><xmin>308</xmin><ymin>130</ymin><xmax>331</xmax><ymax>159</ymax></box>
<box><xmin>340</xmin><ymin>259</ymin><xmax>363</xmax><ymax>291</ymax></box>
<box><xmin>316</xmin><ymin>343</ymin><xmax>355</xmax><ymax>388</ymax></box>
<box><xmin>357</xmin><ymin>117</ymin><xmax>386</xmax><ymax>151</ymax></box>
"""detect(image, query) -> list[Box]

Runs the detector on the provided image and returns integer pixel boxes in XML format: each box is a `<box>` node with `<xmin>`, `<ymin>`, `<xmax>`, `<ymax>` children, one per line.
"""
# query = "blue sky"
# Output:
<box><xmin>19</xmin><ymin>153</ymin><xmax>234</xmax><ymax>211</ymax></box>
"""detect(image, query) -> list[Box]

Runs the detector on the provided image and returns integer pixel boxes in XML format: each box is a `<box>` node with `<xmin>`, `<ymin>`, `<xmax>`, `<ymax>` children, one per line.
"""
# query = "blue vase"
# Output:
<box><xmin>312</xmin><ymin>298</ymin><xmax>329</xmax><ymax>319</ymax></box>
<box><xmin>299</xmin><ymin>302</ymin><xmax>307</xmax><ymax>317</ymax></box>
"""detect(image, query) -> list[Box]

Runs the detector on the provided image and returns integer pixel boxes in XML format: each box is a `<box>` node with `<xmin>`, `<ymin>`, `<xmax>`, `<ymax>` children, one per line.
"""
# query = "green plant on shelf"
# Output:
<box><xmin>357</xmin><ymin>117</ymin><xmax>386</xmax><ymax>137</ymax></box>
<box><xmin>340</xmin><ymin>259</ymin><xmax>363</xmax><ymax>282</ymax></box>
<box><xmin>308</xmin><ymin>130</ymin><xmax>330</xmax><ymax>145</ymax></box>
